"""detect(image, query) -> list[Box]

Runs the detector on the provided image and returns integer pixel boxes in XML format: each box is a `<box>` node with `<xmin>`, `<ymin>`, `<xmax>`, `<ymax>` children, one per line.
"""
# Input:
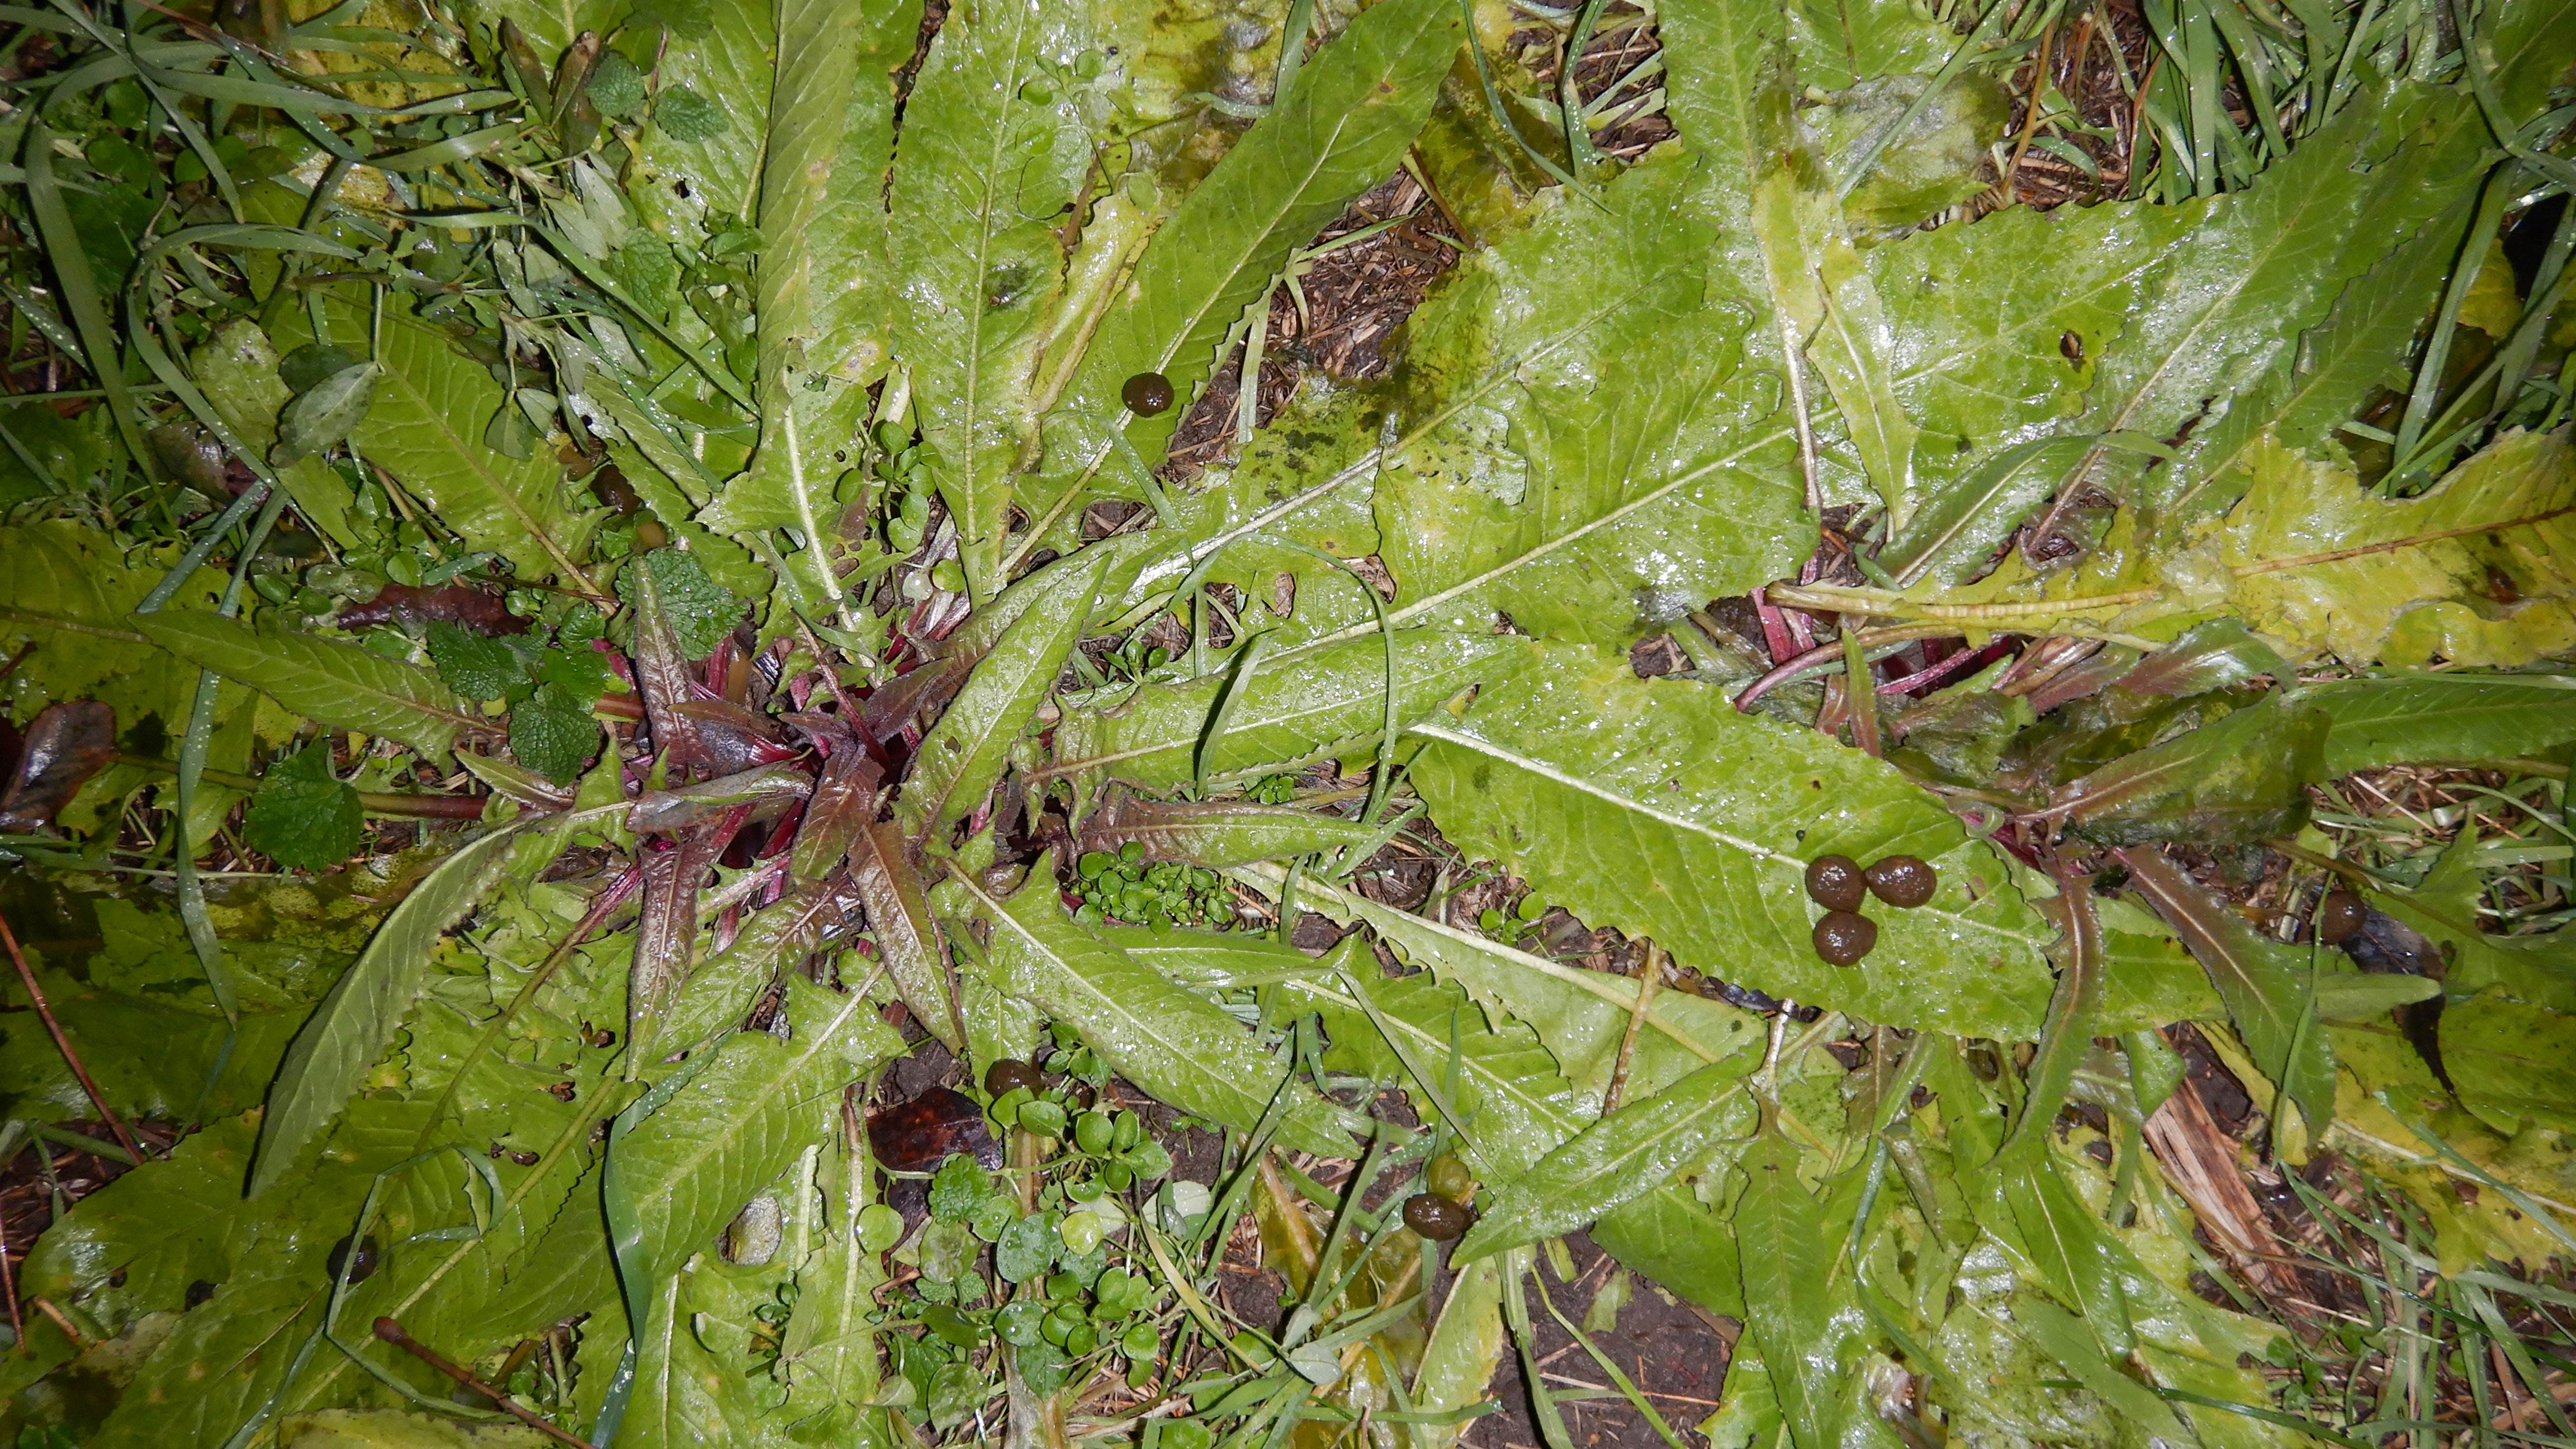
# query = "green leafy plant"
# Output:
<box><xmin>1</xmin><ymin>0</ymin><xmax>2572</xmax><ymax>1446</ymax></box>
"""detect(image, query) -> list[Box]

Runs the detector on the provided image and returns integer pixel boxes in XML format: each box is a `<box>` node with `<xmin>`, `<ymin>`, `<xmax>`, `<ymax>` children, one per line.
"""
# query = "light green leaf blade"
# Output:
<box><xmin>192</xmin><ymin>319</ymin><xmax>358</xmax><ymax>550</ymax></box>
<box><xmin>1411</xmin><ymin>642</ymin><xmax>2055</xmax><ymax>1037</ymax></box>
<box><xmin>2218</xmin><ymin>430</ymin><xmax>2576</xmax><ymax>667</ymax></box>
<box><xmin>1280</xmin><ymin>963</ymin><xmax>1748</xmax><ymax>1316</ymax></box>
<box><xmin>310</xmin><ymin>303</ymin><xmax>598</xmax><ymax>585</ymax></box>
<box><xmin>1031</xmin><ymin>0</ymin><xmax>1461</xmax><ymax>547</ymax></box>
<box><xmin>1372</xmin><ymin>149</ymin><xmax>1808</xmax><ymax>648</ymax></box>
<box><xmin>1453</xmin><ymin>1057</ymin><xmax>1750</xmax><ymax>1264</ymax></box>
<box><xmin>135</xmin><ymin>613</ymin><xmax>475</xmax><ymax>763</ymax></box>
<box><xmin>0</xmin><ymin>521</ymin><xmax>215</xmax><ymax>721</ymax></box>
<box><xmin>885</xmin><ymin>0</ymin><xmax>1098</xmax><ymax>601</ymax></box>
<box><xmin>2302</xmin><ymin>671</ymin><xmax>2576</xmax><ymax>776</ymax></box>
<box><xmin>702</xmin><ymin>0</ymin><xmax>917</xmax><ymax>551</ymax></box>
<box><xmin>622</xmin><ymin>978</ymin><xmax>902</xmax><ymax>1285</ymax></box>
<box><xmin>2056</xmin><ymin>694</ymin><xmax>2328</xmax><ymax>848</ymax></box>
<box><xmin>951</xmin><ymin>865</ymin><xmax>1357</xmax><ymax>1158</ymax></box>
<box><xmin>1732</xmin><ymin>1131</ymin><xmax>1841</xmax><ymax>1449</ymax></box>
<box><xmin>250</xmin><ymin>819</ymin><xmax>536</xmax><ymax>1194</ymax></box>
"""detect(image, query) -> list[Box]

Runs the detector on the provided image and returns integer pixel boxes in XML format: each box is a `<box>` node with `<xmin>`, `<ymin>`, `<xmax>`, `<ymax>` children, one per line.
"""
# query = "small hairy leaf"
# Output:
<box><xmin>617</xmin><ymin>547</ymin><xmax>745</xmax><ymax>660</ymax></box>
<box><xmin>424</xmin><ymin>619</ymin><xmax>523</xmax><ymax>702</ymax></box>
<box><xmin>509</xmin><ymin>681</ymin><xmax>603</xmax><ymax>783</ymax></box>
<box><xmin>241</xmin><ymin>745</ymin><xmax>361</xmax><ymax>871</ymax></box>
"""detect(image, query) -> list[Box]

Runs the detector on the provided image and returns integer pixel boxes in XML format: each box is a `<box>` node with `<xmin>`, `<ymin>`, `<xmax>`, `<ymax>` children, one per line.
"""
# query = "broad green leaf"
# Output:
<box><xmin>950</xmin><ymin>865</ymin><xmax>1357</xmax><ymax>1158</ymax></box>
<box><xmin>885</xmin><ymin>0</ymin><xmax>1099</xmax><ymax>602</ymax></box>
<box><xmin>423</xmin><ymin>619</ymin><xmax>521</xmax><ymax>702</ymax></box>
<box><xmin>1030</xmin><ymin>0</ymin><xmax>1462</xmax><ymax>564</ymax></box>
<box><xmin>1453</xmin><ymin>1058</ymin><xmax>1751</xmax><ymax>1264</ymax></box>
<box><xmin>1242</xmin><ymin>862</ymin><xmax>1767</xmax><ymax>1105</ymax></box>
<box><xmin>501</xmin><ymin>976</ymin><xmax>903</xmax><ymax>1334</ymax></box>
<box><xmin>902</xmin><ymin>549</ymin><xmax>1106</xmax><ymax>843</ymax></box>
<box><xmin>2303</xmin><ymin>671</ymin><xmax>2576</xmax><ymax>775</ymax></box>
<box><xmin>0</xmin><ymin>521</ymin><xmax>214</xmax><ymax>722</ymax></box>
<box><xmin>2056</xmin><ymin>694</ymin><xmax>2327</xmax><ymax>847</ymax></box>
<box><xmin>1813</xmin><ymin>74</ymin><xmax>2014</xmax><ymax>231</ymax></box>
<box><xmin>508</xmin><ymin>682</ymin><xmax>602</xmax><ymax>783</ymax></box>
<box><xmin>318</xmin><ymin>303</ymin><xmax>599</xmax><ymax>584</ymax></box>
<box><xmin>2440</xmin><ymin>992</ymin><xmax>2576</xmax><ymax>1135</ymax></box>
<box><xmin>192</xmin><ymin>319</ymin><xmax>358</xmax><ymax>548</ymax></box>
<box><xmin>2119</xmin><ymin>847</ymin><xmax>2334</xmax><ymax>1133</ymax></box>
<box><xmin>712</xmin><ymin>0</ymin><xmax>918</xmax><ymax>537</ymax></box>
<box><xmin>629</xmin><ymin>1</ymin><xmax>773</xmax><ymax>234</ymax></box>
<box><xmin>1074</xmin><ymin>790</ymin><xmax>1391</xmax><ymax>867</ymax></box>
<box><xmin>135</xmin><ymin>613</ymin><xmax>476</xmax><ymax>763</ymax></box>
<box><xmin>1372</xmin><ymin>149</ymin><xmax>1810</xmax><ymax>647</ymax></box>
<box><xmin>2218</xmin><ymin>431</ymin><xmax>2576</xmax><ymax>667</ymax></box>
<box><xmin>272</xmin><ymin>361</ymin><xmax>379</xmax><ymax>465</ymax></box>
<box><xmin>1732</xmin><ymin>1131</ymin><xmax>1842</xmax><ymax>1449</ymax></box>
<box><xmin>1044</xmin><ymin>631</ymin><xmax>1525</xmax><ymax>790</ymax></box>
<box><xmin>1788</xmin><ymin>0</ymin><xmax>1957</xmax><ymax>92</ymax></box>
<box><xmin>2004</xmin><ymin>1297</ymin><xmax>2194</xmax><ymax>1443</ymax></box>
<box><xmin>1410</xmin><ymin>643</ymin><xmax>2055</xmax><ymax>1037</ymax></box>
<box><xmin>250</xmin><ymin>819</ymin><xmax>537</xmax><ymax>1194</ymax></box>
<box><xmin>1281</xmin><ymin>963</ymin><xmax>1747</xmax><ymax>1316</ymax></box>
<box><xmin>242</xmin><ymin>745</ymin><xmax>363</xmax><ymax>872</ymax></box>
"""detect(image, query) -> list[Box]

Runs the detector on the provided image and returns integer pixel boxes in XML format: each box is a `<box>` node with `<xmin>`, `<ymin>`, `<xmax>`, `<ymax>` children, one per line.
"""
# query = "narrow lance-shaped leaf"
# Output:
<box><xmin>135</xmin><ymin>612</ymin><xmax>476</xmax><ymax>763</ymax></box>
<box><xmin>1029</xmin><ymin>0</ymin><xmax>1462</xmax><ymax>552</ymax></box>
<box><xmin>1452</xmin><ymin>1057</ymin><xmax>1753</xmax><ymax>1265</ymax></box>
<box><xmin>850</xmin><ymin>818</ymin><xmax>965</xmax><ymax>1053</ymax></box>
<box><xmin>1074</xmin><ymin>789</ymin><xmax>1393</xmax><ymax>867</ymax></box>
<box><xmin>1409</xmin><ymin>642</ymin><xmax>2055</xmax><ymax>1038</ymax></box>
<box><xmin>1999</xmin><ymin>873</ymin><xmax>2106</xmax><ymax>1169</ymax></box>
<box><xmin>885</xmin><ymin>0</ymin><xmax>1097</xmax><ymax>602</ymax></box>
<box><xmin>1732</xmin><ymin>1131</ymin><xmax>1843</xmax><ymax>1449</ymax></box>
<box><xmin>902</xmin><ymin>549</ymin><xmax>1106</xmax><ymax>844</ymax></box>
<box><xmin>1044</xmin><ymin>632</ymin><xmax>1525</xmax><ymax>789</ymax></box>
<box><xmin>2119</xmin><ymin>847</ymin><xmax>2335</xmax><ymax>1132</ymax></box>
<box><xmin>706</xmin><ymin>0</ymin><xmax>918</xmax><ymax>543</ymax></box>
<box><xmin>2300</xmin><ymin>671</ymin><xmax>2576</xmax><ymax>777</ymax></box>
<box><xmin>251</xmin><ymin>817</ymin><xmax>538</xmax><ymax>1193</ymax></box>
<box><xmin>952</xmin><ymin>863</ymin><xmax>1358</xmax><ymax>1158</ymax></box>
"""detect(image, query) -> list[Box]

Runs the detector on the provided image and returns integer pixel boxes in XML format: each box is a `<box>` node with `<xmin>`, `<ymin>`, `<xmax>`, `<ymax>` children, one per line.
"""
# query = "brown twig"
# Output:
<box><xmin>29</xmin><ymin>1297</ymin><xmax>84</xmax><ymax>1349</ymax></box>
<box><xmin>0</xmin><ymin>913</ymin><xmax>144</xmax><ymax>1163</ymax></box>
<box><xmin>0</xmin><ymin>1188</ymin><xmax>23</xmax><ymax>1356</ymax></box>
<box><xmin>372</xmin><ymin>1318</ymin><xmax>589</xmax><ymax>1448</ymax></box>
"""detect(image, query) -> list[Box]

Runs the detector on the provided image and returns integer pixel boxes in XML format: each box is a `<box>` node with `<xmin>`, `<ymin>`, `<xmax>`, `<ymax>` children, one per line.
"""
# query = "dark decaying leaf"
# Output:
<box><xmin>0</xmin><ymin>699</ymin><xmax>117</xmax><ymax>831</ymax></box>
<box><xmin>336</xmin><ymin>581</ymin><xmax>529</xmax><ymax>636</ymax></box>
<box><xmin>865</xmin><ymin>1086</ymin><xmax>1000</xmax><ymax>1174</ymax></box>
